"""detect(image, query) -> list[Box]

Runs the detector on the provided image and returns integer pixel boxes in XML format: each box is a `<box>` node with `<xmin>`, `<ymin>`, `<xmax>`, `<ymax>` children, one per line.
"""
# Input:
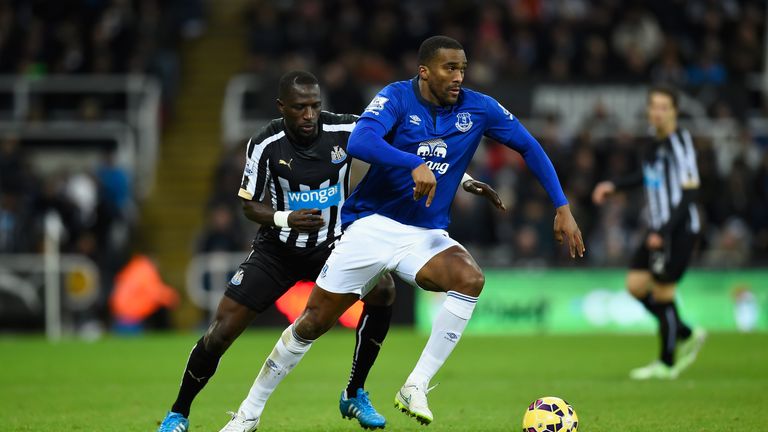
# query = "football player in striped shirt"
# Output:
<box><xmin>593</xmin><ymin>84</ymin><xmax>707</xmax><ymax>380</ymax></box>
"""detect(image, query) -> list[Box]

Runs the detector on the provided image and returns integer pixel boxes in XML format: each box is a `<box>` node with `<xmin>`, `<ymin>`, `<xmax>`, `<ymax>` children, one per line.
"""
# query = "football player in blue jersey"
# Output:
<box><xmin>220</xmin><ymin>36</ymin><xmax>585</xmax><ymax>431</ymax></box>
<box><xmin>161</xmin><ymin>70</ymin><xmax>501</xmax><ymax>432</ymax></box>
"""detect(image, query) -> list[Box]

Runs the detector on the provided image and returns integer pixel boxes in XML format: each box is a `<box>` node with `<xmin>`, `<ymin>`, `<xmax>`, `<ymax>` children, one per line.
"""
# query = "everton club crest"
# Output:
<box><xmin>455</xmin><ymin>112</ymin><xmax>472</xmax><ymax>132</ymax></box>
<box><xmin>331</xmin><ymin>145</ymin><xmax>347</xmax><ymax>164</ymax></box>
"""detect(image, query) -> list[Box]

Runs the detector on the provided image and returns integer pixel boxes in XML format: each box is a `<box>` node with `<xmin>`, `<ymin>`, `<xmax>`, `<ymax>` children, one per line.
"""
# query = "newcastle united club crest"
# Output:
<box><xmin>331</xmin><ymin>145</ymin><xmax>347</xmax><ymax>164</ymax></box>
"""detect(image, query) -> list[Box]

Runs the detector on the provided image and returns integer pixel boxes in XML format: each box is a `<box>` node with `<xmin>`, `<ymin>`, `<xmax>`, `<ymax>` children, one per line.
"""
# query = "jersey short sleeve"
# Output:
<box><xmin>238</xmin><ymin>123</ymin><xmax>281</xmax><ymax>201</ymax></box>
<box><xmin>360</xmin><ymin>84</ymin><xmax>402</xmax><ymax>133</ymax></box>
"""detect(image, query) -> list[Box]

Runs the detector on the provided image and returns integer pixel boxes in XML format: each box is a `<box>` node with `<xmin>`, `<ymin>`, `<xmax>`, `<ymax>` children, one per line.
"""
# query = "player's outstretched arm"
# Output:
<box><xmin>593</xmin><ymin>169</ymin><xmax>644</xmax><ymax>205</ymax></box>
<box><xmin>553</xmin><ymin>204</ymin><xmax>585</xmax><ymax>258</ymax></box>
<box><xmin>484</xmin><ymin>97</ymin><xmax>583</xmax><ymax>256</ymax></box>
<box><xmin>241</xmin><ymin>199</ymin><xmax>323</xmax><ymax>232</ymax></box>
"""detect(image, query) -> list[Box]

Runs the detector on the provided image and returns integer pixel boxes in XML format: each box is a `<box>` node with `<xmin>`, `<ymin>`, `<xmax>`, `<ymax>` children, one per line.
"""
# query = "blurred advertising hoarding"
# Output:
<box><xmin>416</xmin><ymin>270</ymin><xmax>768</xmax><ymax>334</ymax></box>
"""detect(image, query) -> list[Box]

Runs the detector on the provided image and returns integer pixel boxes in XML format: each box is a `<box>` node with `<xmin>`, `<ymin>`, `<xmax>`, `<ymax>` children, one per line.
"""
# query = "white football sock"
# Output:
<box><xmin>238</xmin><ymin>324</ymin><xmax>312</xmax><ymax>419</ymax></box>
<box><xmin>406</xmin><ymin>291</ymin><xmax>477</xmax><ymax>388</ymax></box>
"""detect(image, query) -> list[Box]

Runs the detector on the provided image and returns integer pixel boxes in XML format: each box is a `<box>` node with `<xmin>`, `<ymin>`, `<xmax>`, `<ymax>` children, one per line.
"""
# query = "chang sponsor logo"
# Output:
<box><xmin>287</xmin><ymin>184</ymin><xmax>341</xmax><ymax>210</ymax></box>
<box><xmin>425</xmin><ymin>160</ymin><xmax>450</xmax><ymax>174</ymax></box>
<box><xmin>416</xmin><ymin>138</ymin><xmax>450</xmax><ymax>174</ymax></box>
<box><xmin>416</xmin><ymin>138</ymin><xmax>448</xmax><ymax>158</ymax></box>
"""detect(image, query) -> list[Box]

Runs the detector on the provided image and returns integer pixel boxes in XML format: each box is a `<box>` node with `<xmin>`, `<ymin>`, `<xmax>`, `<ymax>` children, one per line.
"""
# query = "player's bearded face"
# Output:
<box><xmin>278</xmin><ymin>84</ymin><xmax>322</xmax><ymax>143</ymax></box>
<box><xmin>425</xmin><ymin>49</ymin><xmax>467</xmax><ymax>106</ymax></box>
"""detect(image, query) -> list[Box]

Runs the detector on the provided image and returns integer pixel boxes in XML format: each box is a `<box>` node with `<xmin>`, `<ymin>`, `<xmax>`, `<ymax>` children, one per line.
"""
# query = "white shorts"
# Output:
<box><xmin>316</xmin><ymin>214</ymin><xmax>460</xmax><ymax>298</ymax></box>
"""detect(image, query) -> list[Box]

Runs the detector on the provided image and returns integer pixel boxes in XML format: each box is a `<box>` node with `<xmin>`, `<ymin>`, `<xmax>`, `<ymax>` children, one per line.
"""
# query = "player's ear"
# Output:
<box><xmin>418</xmin><ymin>65</ymin><xmax>429</xmax><ymax>81</ymax></box>
<box><xmin>276</xmin><ymin>98</ymin><xmax>285</xmax><ymax>115</ymax></box>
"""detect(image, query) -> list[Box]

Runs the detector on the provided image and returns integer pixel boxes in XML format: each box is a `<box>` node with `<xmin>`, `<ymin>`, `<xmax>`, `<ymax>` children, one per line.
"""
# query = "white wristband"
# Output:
<box><xmin>461</xmin><ymin>173</ymin><xmax>473</xmax><ymax>184</ymax></box>
<box><xmin>273</xmin><ymin>211</ymin><xmax>291</xmax><ymax>228</ymax></box>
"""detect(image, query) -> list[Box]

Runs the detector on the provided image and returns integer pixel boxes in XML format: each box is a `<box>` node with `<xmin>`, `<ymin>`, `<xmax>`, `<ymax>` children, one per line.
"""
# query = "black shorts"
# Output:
<box><xmin>629</xmin><ymin>225</ymin><xmax>698</xmax><ymax>284</ymax></box>
<box><xmin>224</xmin><ymin>236</ymin><xmax>333</xmax><ymax>312</ymax></box>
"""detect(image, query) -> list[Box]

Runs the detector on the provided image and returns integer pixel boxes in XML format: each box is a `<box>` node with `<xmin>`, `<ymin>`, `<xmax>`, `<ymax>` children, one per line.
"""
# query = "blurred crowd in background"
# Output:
<box><xmin>0</xmin><ymin>0</ymin><xmax>204</xmax><ymax>328</ymax></box>
<box><xmin>1</xmin><ymin>0</ymin><xmax>767</xmax><ymax>277</ymax></box>
<box><xmin>0</xmin><ymin>0</ymin><xmax>205</xmax><ymax>118</ymax></box>
<box><xmin>207</xmin><ymin>108</ymin><xmax>768</xmax><ymax>268</ymax></box>
<box><xmin>212</xmin><ymin>0</ymin><xmax>768</xmax><ymax>267</ymax></box>
<box><xmin>244</xmin><ymin>0</ymin><xmax>765</xmax><ymax>117</ymax></box>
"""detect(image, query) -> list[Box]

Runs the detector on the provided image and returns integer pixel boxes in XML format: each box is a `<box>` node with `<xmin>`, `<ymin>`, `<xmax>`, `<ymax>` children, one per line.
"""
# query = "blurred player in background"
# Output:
<box><xmin>219</xmin><ymin>36</ymin><xmax>584</xmax><ymax>431</ymax></box>
<box><xmin>159</xmin><ymin>70</ymin><xmax>505</xmax><ymax>432</ymax></box>
<box><xmin>592</xmin><ymin>84</ymin><xmax>707</xmax><ymax>380</ymax></box>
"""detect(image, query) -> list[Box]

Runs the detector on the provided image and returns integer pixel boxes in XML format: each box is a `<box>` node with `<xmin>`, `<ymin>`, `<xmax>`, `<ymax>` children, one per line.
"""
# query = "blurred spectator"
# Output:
<box><xmin>64</xmin><ymin>172</ymin><xmax>99</xmax><ymax>228</ymax></box>
<box><xmin>197</xmin><ymin>201</ymin><xmax>246</xmax><ymax>253</ymax></box>
<box><xmin>0</xmin><ymin>134</ymin><xmax>29</xmax><ymax>195</ymax></box>
<box><xmin>612</xmin><ymin>5</ymin><xmax>663</xmax><ymax>79</ymax></box>
<box><xmin>96</xmin><ymin>152</ymin><xmax>134</xmax><ymax>218</ymax></box>
<box><xmin>209</xmin><ymin>147</ymin><xmax>247</xmax><ymax>209</ymax></box>
<box><xmin>448</xmin><ymin>189</ymin><xmax>498</xmax><ymax>250</ymax></box>
<box><xmin>727</xmin><ymin>22</ymin><xmax>762</xmax><ymax>80</ymax></box>
<box><xmin>30</xmin><ymin>173</ymin><xmax>83</xmax><ymax>253</ymax></box>
<box><xmin>651</xmin><ymin>40</ymin><xmax>687</xmax><ymax>86</ymax></box>
<box><xmin>0</xmin><ymin>193</ymin><xmax>30</xmax><ymax>253</ymax></box>
<box><xmin>580</xmin><ymin>34</ymin><xmax>609</xmax><ymax>80</ymax></box>
<box><xmin>322</xmin><ymin>60</ymin><xmax>365</xmax><ymax>114</ymax></box>
<box><xmin>109</xmin><ymin>253</ymin><xmax>179</xmax><ymax>333</ymax></box>
<box><xmin>686</xmin><ymin>37</ymin><xmax>727</xmax><ymax>86</ymax></box>
<box><xmin>0</xmin><ymin>0</ymin><xmax>189</xmax><ymax>113</ymax></box>
<box><xmin>703</xmin><ymin>218</ymin><xmax>752</xmax><ymax>268</ymax></box>
<box><xmin>753</xmin><ymin>154</ymin><xmax>768</xmax><ymax>262</ymax></box>
<box><xmin>512</xmin><ymin>225</ymin><xmax>548</xmax><ymax>268</ymax></box>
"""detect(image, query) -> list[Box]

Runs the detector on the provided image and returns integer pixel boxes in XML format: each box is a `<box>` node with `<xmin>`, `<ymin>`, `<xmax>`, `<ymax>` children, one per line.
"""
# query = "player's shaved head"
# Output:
<box><xmin>277</xmin><ymin>70</ymin><xmax>322</xmax><ymax>144</ymax></box>
<box><xmin>417</xmin><ymin>36</ymin><xmax>467</xmax><ymax>106</ymax></box>
<box><xmin>278</xmin><ymin>70</ymin><xmax>319</xmax><ymax>100</ymax></box>
<box><xmin>418</xmin><ymin>36</ymin><xmax>464</xmax><ymax>66</ymax></box>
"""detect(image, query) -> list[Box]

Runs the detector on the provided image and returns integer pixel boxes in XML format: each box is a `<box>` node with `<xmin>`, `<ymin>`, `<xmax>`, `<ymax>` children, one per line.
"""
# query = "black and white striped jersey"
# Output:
<box><xmin>238</xmin><ymin>111</ymin><xmax>357</xmax><ymax>248</ymax></box>
<box><xmin>640</xmin><ymin>128</ymin><xmax>701</xmax><ymax>234</ymax></box>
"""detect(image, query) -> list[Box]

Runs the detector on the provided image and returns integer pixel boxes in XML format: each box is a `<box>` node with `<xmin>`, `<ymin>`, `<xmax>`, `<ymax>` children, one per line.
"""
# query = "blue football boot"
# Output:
<box><xmin>340</xmin><ymin>388</ymin><xmax>386</xmax><ymax>429</ymax></box>
<box><xmin>158</xmin><ymin>411</ymin><xmax>189</xmax><ymax>432</ymax></box>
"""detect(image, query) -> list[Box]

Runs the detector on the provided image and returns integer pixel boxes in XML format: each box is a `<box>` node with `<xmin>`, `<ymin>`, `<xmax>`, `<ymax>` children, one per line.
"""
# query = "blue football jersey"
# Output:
<box><xmin>342</xmin><ymin>77</ymin><xmax>566</xmax><ymax>230</ymax></box>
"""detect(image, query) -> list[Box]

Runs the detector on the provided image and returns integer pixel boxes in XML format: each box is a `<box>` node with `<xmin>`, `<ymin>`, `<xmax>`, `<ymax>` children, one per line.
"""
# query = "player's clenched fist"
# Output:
<box><xmin>288</xmin><ymin>208</ymin><xmax>325</xmax><ymax>232</ymax></box>
<box><xmin>411</xmin><ymin>163</ymin><xmax>437</xmax><ymax>207</ymax></box>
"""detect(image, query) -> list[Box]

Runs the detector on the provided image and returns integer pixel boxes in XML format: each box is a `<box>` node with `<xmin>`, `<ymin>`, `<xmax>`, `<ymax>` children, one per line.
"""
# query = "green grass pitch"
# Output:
<box><xmin>1</xmin><ymin>329</ymin><xmax>766</xmax><ymax>431</ymax></box>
